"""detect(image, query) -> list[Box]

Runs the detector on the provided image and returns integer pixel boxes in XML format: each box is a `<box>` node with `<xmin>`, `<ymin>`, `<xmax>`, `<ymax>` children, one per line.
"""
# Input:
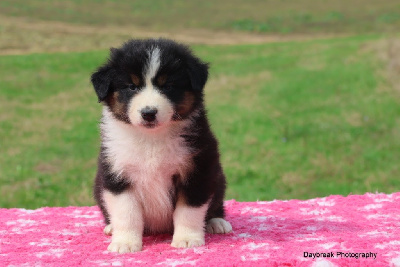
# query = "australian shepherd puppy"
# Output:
<box><xmin>91</xmin><ymin>38</ymin><xmax>232</xmax><ymax>253</ymax></box>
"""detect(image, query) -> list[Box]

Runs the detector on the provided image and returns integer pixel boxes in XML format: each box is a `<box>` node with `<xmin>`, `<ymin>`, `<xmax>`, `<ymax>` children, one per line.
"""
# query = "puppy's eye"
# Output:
<box><xmin>163</xmin><ymin>85</ymin><xmax>173</xmax><ymax>91</ymax></box>
<box><xmin>127</xmin><ymin>84</ymin><xmax>138</xmax><ymax>91</ymax></box>
<box><xmin>163</xmin><ymin>81</ymin><xmax>174</xmax><ymax>91</ymax></box>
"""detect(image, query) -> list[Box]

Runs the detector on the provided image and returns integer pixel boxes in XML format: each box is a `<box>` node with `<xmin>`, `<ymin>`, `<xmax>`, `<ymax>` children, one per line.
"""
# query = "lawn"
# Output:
<box><xmin>1</xmin><ymin>34</ymin><xmax>399</xmax><ymax>208</ymax></box>
<box><xmin>1</xmin><ymin>1</ymin><xmax>400</xmax><ymax>208</ymax></box>
<box><xmin>1</xmin><ymin>0</ymin><xmax>400</xmax><ymax>55</ymax></box>
<box><xmin>1</xmin><ymin>0</ymin><xmax>400</xmax><ymax>34</ymax></box>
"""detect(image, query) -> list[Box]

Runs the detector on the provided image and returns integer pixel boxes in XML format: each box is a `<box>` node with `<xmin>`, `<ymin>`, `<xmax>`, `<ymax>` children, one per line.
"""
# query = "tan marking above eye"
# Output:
<box><xmin>130</xmin><ymin>74</ymin><xmax>140</xmax><ymax>86</ymax></box>
<box><xmin>157</xmin><ymin>74</ymin><xmax>168</xmax><ymax>86</ymax></box>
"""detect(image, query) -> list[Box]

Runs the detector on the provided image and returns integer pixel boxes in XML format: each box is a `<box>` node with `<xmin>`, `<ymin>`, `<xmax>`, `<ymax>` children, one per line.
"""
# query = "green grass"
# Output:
<box><xmin>1</xmin><ymin>35</ymin><xmax>399</xmax><ymax>208</ymax></box>
<box><xmin>0</xmin><ymin>52</ymin><xmax>104</xmax><ymax>208</ymax></box>
<box><xmin>201</xmin><ymin>36</ymin><xmax>400</xmax><ymax>200</ymax></box>
<box><xmin>1</xmin><ymin>0</ymin><xmax>400</xmax><ymax>35</ymax></box>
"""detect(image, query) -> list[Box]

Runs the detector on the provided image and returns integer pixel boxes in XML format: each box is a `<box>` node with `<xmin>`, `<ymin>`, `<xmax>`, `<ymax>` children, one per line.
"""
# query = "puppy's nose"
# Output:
<box><xmin>141</xmin><ymin>106</ymin><xmax>158</xmax><ymax>122</ymax></box>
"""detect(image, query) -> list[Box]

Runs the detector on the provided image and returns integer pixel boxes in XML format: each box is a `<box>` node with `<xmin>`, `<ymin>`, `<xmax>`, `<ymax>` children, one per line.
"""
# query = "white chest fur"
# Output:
<box><xmin>101</xmin><ymin>108</ymin><xmax>193</xmax><ymax>233</ymax></box>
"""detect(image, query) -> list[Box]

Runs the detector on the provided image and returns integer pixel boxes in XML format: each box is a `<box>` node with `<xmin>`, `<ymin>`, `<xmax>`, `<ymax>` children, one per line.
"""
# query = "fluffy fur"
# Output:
<box><xmin>91</xmin><ymin>38</ymin><xmax>232</xmax><ymax>253</ymax></box>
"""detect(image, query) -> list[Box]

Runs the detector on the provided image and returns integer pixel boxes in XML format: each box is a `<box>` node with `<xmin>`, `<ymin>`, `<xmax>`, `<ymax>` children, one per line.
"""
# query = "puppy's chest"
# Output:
<box><xmin>104</xmin><ymin>130</ymin><xmax>192</xmax><ymax>233</ymax></box>
<box><xmin>107</xmin><ymin>133</ymin><xmax>191</xmax><ymax>181</ymax></box>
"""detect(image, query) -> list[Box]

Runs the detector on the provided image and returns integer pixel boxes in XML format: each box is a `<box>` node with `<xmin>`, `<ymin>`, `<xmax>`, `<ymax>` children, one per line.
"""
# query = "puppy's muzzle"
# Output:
<box><xmin>141</xmin><ymin>106</ymin><xmax>158</xmax><ymax>122</ymax></box>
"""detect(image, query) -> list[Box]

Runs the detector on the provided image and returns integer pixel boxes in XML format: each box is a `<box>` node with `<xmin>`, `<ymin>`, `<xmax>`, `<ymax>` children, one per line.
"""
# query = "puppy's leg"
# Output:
<box><xmin>206</xmin><ymin>218</ymin><xmax>232</xmax><ymax>234</ymax></box>
<box><xmin>171</xmin><ymin>196</ymin><xmax>209</xmax><ymax>248</ymax></box>
<box><xmin>103</xmin><ymin>190</ymin><xmax>143</xmax><ymax>253</ymax></box>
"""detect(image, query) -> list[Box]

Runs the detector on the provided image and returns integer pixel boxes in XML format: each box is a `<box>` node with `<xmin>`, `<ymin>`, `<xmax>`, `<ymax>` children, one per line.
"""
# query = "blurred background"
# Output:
<box><xmin>1</xmin><ymin>0</ymin><xmax>399</xmax><ymax>208</ymax></box>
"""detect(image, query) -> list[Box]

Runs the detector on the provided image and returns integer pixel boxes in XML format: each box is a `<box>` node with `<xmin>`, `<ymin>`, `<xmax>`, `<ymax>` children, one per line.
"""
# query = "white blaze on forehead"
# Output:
<box><xmin>128</xmin><ymin>46</ymin><xmax>174</xmax><ymax>127</ymax></box>
<box><xmin>145</xmin><ymin>47</ymin><xmax>161</xmax><ymax>81</ymax></box>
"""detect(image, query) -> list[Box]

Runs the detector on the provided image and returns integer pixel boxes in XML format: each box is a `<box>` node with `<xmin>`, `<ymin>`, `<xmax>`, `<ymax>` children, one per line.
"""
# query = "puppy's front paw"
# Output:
<box><xmin>107</xmin><ymin>231</ymin><xmax>142</xmax><ymax>253</ymax></box>
<box><xmin>171</xmin><ymin>233</ymin><xmax>205</xmax><ymax>248</ymax></box>
<box><xmin>107</xmin><ymin>241</ymin><xmax>142</xmax><ymax>253</ymax></box>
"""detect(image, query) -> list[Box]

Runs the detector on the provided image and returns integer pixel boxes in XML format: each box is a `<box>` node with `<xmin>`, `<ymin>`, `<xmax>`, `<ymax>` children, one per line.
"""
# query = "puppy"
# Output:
<box><xmin>91</xmin><ymin>39</ymin><xmax>232</xmax><ymax>253</ymax></box>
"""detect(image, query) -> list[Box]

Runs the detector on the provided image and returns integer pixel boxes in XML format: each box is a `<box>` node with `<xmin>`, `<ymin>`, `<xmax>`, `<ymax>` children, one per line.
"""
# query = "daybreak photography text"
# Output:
<box><xmin>304</xmin><ymin>252</ymin><xmax>377</xmax><ymax>260</ymax></box>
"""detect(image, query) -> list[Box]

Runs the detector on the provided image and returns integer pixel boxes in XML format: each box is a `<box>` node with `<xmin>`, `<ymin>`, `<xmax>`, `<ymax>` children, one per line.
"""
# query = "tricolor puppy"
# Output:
<box><xmin>91</xmin><ymin>39</ymin><xmax>232</xmax><ymax>253</ymax></box>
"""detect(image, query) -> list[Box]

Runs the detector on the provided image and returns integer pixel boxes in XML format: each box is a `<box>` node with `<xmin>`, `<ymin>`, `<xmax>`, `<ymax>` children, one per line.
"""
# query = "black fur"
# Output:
<box><xmin>93</xmin><ymin>150</ymin><xmax>131</xmax><ymax>225</ymax></box>
<box><xmin>91</xmin><ymin>65</ymin><xmax>115</xmax><ymax>102</ymax></box>
<box><xmin>91</xmin><ymin>38</ymin><xmax>226</xmax><ymax>231</ymax></box>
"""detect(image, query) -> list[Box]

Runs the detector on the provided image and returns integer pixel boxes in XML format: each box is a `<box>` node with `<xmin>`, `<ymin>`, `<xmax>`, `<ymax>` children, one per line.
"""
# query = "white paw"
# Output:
<box><xmin>103</xmin><ymin>224</ymin><xmax>112</xmax><ymax>235</ymax></box>
<box><xmin>107</xmin><ymin>231</ymin><xmax>142</xmax><ymax>253</ymax></box>
<box><xmin>206</xmin><ymin>218</ymin><xmax>232</xmax><ymax>234</ymax></box>
<box><xmin>107</xmin><ymin>241</ymin><xmax>142</xmax><ymax>253</ymax></box>
<box><xmin>171</xmin><ymin>233</ymin><xmax>205</xmax><ymax>248</ymax></box>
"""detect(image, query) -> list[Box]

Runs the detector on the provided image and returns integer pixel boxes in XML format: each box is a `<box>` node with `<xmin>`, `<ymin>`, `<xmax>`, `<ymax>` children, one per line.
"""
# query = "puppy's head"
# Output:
<box><xmin>91</xmin><ymin>39</ymin><xmax>208</xmax><ymax>130</ymax></box>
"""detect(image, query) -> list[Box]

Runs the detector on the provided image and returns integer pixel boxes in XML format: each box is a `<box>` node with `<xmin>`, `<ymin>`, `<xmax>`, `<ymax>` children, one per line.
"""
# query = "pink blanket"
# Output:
<box><xmin>1</xmin><ymin>193</ymin><xmax>400</xmax><ymax>266</ymax></box>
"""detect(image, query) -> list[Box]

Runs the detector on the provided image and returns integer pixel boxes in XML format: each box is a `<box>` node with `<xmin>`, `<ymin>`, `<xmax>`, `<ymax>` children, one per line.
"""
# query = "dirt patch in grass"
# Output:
<box><xmin>363</xmin><ymin>38</ymin><xmax>400</xmax><ymax>96</ymax></box>
<box><xmin>345</xmin><ymin>112</ymin><xmax>364</xmax><ymax>127</ymax></box>
<box><xmin>69</xmin><ymin>185</ymin><xmax>95</xmax><ymax>206</ymax></box>
<box><xmin>206</xmin><ymin>71</ymin><xmax>272</xmax><ymax>109</ymax></box>
<box><xmin>1</xmin><ymin>177</ymin><xmax>40</xmax><ymax>196</ymax></box>
<box><xmin>0</xmin><ymin>15</ymin><xmax>344</xmax><ymax>55</ymax></box>
<box><xmin>382</xmin><ymin>39</ymin><xmax>400</xmax><ymax>94</ymax></box>
<box><xmin>34</xmin><ymin>161</ymin><xmax>63</xmax><ymax>175</ymax></box>
<box><xmin>1</xmin><ymin>81</ymin><xmax>95</xmax><ymax>146</ymax></box>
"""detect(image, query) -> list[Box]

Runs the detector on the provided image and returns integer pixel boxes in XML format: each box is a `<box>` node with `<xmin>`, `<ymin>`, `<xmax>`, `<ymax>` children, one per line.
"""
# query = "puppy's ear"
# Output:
<box><xmin>110</xmin><ymin>47</ymin><xmax>118</xmax><ymax>54</ymax></box>
<box><xmin>187</xmin><ymin>58</ymin><xmax>209</xmax><ymax>92</ymax></box>
<box><xmin>91</xmin><ymin>65</ymin><xmax>114</xmax><ymax>102</ymax></box>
